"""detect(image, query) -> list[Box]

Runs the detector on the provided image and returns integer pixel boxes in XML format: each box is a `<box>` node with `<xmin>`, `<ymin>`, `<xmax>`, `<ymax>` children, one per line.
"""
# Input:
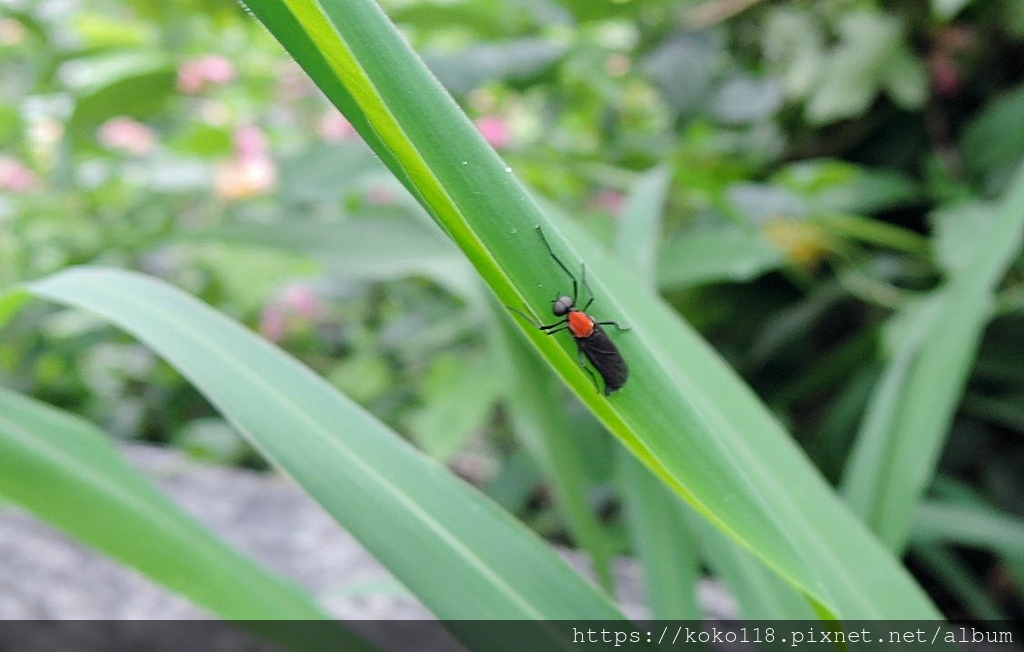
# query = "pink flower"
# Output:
<box><xmin>603</xmin><ymin>53</ymin><xmax>631</xmax><ymax>77</ymax></box>
<box><xmin>928</xmin><ymin>52</ymin><xmax>960</xmax><ymax>97</ymax></box>
<box><xmin>279</xmin><ymin>284</ymin><xmax>323</xmax><ymax>318</ymax></box>
<box><xmin>214</xmin><ymin>125</ymin><xmax>276</xmax><ymax>200</ymax></box>
<box><xmin>928</xmin><ymin>26</ymin><xmax>974</xmax><ymax>99</ymax></box>
<box><xmin>0</xmin><ymin>156</ymin><xmax>37</xmax><ymax>192</ymax></box>
<box><xmin>214</xmin><ymin>158</ymin><xmax>275</xmax><ymax>200</ymax></box>
<box><xmin>317</xmin><ymin>111</ymin><xmax>356</xmax><ymax>142</ymax></box>
<box><xmin>0</xmin><ymin>18</ymin><xmax>27</xmax><ymax>46</ymax></box>
<box><xmin>233</xmin><ymin>124</ymin><xmax>269</xmax><ymax>160</ymax></box>
<box><xmin>97</xmin><ymin>117</ymin><xmax>156</xmax><ymax>156</ymax></box>
<box><xmin>475</xmin><ymin>116</ymin><xmax>510</xmax><ymax>149</ymax></box>
<box><xmin>589</xmin><ymin>189</ymin><xmax>625</xmax><ymax>215</ymax></box>
<box><xmin>258</xmin><ymin>305</ymin><xmax>287</xmax><ymax>342</ymax></box>
<box><xmin>259</xmin><ymin>283</ymin><xmax>325</xmax><ymax>341</ymax></box>
<box><xmin>178</xmin><ymin>55</ymin><xmax>236</xmax><ymax>94</ymax></box>
<box><xmin>366</xmin><ymin>186</ymin><xmax>394</xmax><ymax>205</ymax></box>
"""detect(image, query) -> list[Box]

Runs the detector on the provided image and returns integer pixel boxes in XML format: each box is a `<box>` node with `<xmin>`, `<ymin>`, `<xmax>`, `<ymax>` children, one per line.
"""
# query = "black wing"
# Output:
<box><xmin>576</xmin><ymin>325</ymin><xmax>628</xmax><ymax>395</ymax></box>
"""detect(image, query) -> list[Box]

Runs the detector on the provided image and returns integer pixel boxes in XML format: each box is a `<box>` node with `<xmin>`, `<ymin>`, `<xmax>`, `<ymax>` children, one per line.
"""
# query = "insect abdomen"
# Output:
<box><xmin>577</xmin><ymin>325</ymin><xmax>628</xmax><ymax>395</ymax></box>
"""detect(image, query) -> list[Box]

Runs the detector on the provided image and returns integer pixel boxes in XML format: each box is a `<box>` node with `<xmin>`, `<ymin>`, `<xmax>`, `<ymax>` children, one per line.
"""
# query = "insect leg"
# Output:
<box><xmin>508</xmin><ymin>306</ymin><xmax>572</xmax><ymax>333</ymax></box>
<box><xmin>539</xmin><ymin>323</ymin><xmax>570</xmax><ymax>333</ymax></box>
<box><xmin>595</xmin><ymin>320</ymin><xmax>631</xmax><ymax>332</ymax></box>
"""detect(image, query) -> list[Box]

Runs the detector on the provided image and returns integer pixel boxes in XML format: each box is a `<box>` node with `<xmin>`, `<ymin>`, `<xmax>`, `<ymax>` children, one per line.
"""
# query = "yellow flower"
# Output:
<box><xmin>763</xmin><ymin>217</ymin><xmax>829</xmax><ymax>269</ymax></box>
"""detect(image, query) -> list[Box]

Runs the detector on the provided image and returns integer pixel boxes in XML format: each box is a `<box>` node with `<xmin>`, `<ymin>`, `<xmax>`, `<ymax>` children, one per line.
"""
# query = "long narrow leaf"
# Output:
<box><xmin>0</xmin><ymin>387</ymin><xmax>350</xmax><ymax>631</ymax></box>
<box><xmin>914</xmin><ymin>501</ymin><xmax>1024</xmax><ymax>556</ymax></box>
<box><xmin>241</xmin><ymin>0</ymin><xmax>941</xmax><ymax>618</ymax></box>
<box><xmin>843</xmin><ymin>161</ymin><xmax>1024</xmax><ymax>550</ymax></box>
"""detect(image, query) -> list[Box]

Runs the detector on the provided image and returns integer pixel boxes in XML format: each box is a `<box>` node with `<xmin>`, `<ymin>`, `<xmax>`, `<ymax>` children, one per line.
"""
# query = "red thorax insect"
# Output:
<box><xmin>510</xmin><ymin>226</ymin><xmax>630</xmax><ymax>395</ymax></box>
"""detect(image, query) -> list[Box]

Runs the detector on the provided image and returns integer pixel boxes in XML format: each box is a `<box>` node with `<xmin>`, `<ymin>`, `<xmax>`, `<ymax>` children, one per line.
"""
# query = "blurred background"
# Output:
<box><xmin>2</xmin><ymin>0</ymin><xmax>1024</xmax><ymax>620</ymax></box>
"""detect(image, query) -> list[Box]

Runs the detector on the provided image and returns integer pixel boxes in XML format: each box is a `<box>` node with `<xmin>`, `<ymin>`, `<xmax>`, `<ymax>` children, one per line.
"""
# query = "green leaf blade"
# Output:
<box><xmin>842</xmin><ymin>161</ymin><xmax>1024</xmax><ymax>551</ymax></box>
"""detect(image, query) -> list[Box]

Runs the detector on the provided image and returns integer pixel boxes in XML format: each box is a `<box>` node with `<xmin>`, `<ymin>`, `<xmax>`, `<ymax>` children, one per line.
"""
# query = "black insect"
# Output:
<box><xmin>510</xmin><ymin>226</ymin><xmax>629</xmax><ymax>395</ymax></box>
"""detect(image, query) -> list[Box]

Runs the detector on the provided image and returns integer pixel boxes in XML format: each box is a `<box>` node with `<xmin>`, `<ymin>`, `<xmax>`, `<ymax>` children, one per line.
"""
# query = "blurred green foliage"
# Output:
<box><xmin>2</xmin><ymin>0</ymin><xmax>1024</xmax><ymax>619</ymax></box>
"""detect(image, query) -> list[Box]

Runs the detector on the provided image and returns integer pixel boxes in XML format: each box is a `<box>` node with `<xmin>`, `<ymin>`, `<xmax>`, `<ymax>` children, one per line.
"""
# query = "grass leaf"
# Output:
<box><xmin>0</xmin><ymin>386</ymin><xmax>361</xmax><ymax>638</ymax></box>
<box><xmin>842</xmin><ymin>161</ymin><xmax>1024</xmax><ymax>550</ymax></box>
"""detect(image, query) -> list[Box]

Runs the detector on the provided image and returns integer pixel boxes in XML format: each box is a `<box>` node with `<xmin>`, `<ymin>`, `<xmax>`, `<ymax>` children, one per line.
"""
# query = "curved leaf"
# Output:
<box><xmin>0</xmin><ymin>387</ymin><xmax>338</xmax><ymax>625</ymax></box>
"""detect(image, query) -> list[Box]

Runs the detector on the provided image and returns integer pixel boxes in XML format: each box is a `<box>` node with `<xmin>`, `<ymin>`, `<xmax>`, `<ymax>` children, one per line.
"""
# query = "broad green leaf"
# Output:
<box><xmin>805</xmin><ymin>12</ymin><xmax>924</xmax><ymax>124</ymax></box>
<box><xmin>73</xmin><ymin>12</ymin><xmax>156</xmax><ymax>48</ymax></box>
<box><xmin>241</xmin><ymin>0</ymin><xmax>941</xmax><ymax>618</ymax></box>
<box><xmin>930</xmin><ymin>0</ymin><xmax>975</xmax><ymax>20</ymax></box>
<box><xmin>278</xmin><ymin>142</ymin><xmax>385</xmax><ymax>205</ymax></box>
<box><xmin>64</xmin><ymin>52</ymin><xmax>176</xmax><ymax>140</ymax></box>
<box><xmin>842</xmin><ymin>162</ymin><xmax>1024</xmax><ymax>551</ymax></box>
<box><xmin>960</xmin><ymin>84</ymin><xmax>1024</xmax><ymax>190</ymax></box>
<box><xmin>640</xmin><ymin>34</ymin><xmax>719</xmax><ymax>117</ymax></box>
<box><xmin>186</xmin><ymin>215</ymin><xmax>473</xmax><ymax>298</ymax></box>
<box><xmin>727</xmin><ymin>182</ymin><xmax>807</xmax><ymax>220</ymax></box>
<box><xmin>0</xmin><ymin>103</ymin><xmax>22</xmax><ymax>148</ymax></box>
<box><xmin>881</xmin><ymin>48</ymin><xmax>928</xmax><ymax>110</ymax></box>
<box><xmin>763</xmin><ymin>8</ymin><xmax>824</xmax><ymax>99</ymax></box>
<box><xmin>709</xmin><ymin>75</ymin><xmax>783</xmax><ymax>125</ymax></box>
<box><xmin>806</xmin><ymin>12</ymin><xmax>898</xmax><ymax>124</ymax></box>
<box><xmin>617</xmin><ymin>161</ymin><xmax>809</xmax><ymax>620</ymax></box>
<box><xmin>388</xmin><ymin>2</ymin><xmax>553</xmax><ymax>40</ymax></box>
<box><xmin>0</xmin><ymin>289</ymin><xmax>31</xmax><ymax>330</ymax></box>
<box><xmin>615</xmin><ymin>165</ymin><xmax>672</xmax><ymax>283</ymax></box>
<box><xmin>424</xmin><ymin>39</ymin><xmax>567</xmax><ymax>97</ymax></box>
<box><xmin>657</xmin><ymin>226</ymin><xmax>782</xmax><ymax>289</ymax></box>
<box><xmin>0</xmin><ymin>387</ymin><xmax>343</xmax><ymax>625</ymax></box>
<box><xmin>26</xmin><ymin>267</ymin><xmax>626</xmax><ymax>632</ymax></box>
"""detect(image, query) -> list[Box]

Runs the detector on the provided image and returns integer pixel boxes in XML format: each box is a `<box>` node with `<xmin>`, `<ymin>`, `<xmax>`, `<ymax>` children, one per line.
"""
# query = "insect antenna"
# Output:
<box><xmin>535</xmin><ymin>226</ymin><xmax>579</xmax><ymax>304</ymax></box>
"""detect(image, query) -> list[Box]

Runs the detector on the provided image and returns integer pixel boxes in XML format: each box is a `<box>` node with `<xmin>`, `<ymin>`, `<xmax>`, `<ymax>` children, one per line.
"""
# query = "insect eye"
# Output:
<box><xmin>552</xmin><ymin>296</ymin><xmax>572</xmax><ymax>316</ymax></box>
